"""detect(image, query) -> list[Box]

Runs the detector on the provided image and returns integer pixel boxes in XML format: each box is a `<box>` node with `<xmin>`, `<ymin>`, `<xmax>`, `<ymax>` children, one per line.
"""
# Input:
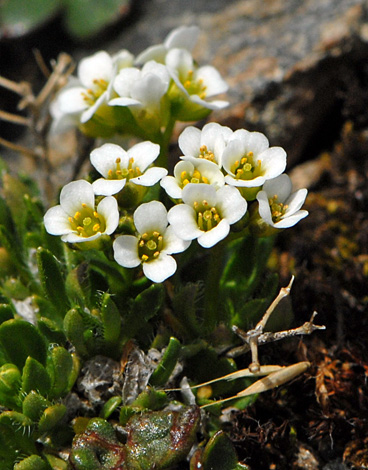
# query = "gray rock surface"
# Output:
<box><xmin>112</xmin><ymin>0</ymin><xmax>368</xmax><ymax>165</ymax></box>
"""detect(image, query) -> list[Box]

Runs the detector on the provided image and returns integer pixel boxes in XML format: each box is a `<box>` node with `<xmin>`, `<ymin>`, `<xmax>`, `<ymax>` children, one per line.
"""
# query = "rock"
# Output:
<box><xmin>112</xmin><ymin>0</ymin><xmax>368</xmax><ymax>165</ymax></box>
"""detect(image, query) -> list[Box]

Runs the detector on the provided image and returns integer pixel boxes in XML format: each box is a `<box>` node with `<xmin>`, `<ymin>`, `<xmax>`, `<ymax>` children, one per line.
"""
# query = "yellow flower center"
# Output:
<box><xmin>183</xmin><ymin>70</ymin><xmax>207</xmax><ymax>99</ymax></box>
<box><xmin>193</xmin><ymin>200</ymin><xmax>222</xmax><ymax>231</ymax></box>
<box><xmin>269</xmin><ymin>195</ymin><xmax>288</xmax><ymax>223</ymax></box>
<box><xmin>68</xmin><ymin>203</ymin><xmax>106</xmax><ymax>238</ymax></box>
<box><xmin>82</xmin><ymin>78</ymin><xmax>108</xmax><ymax>106</ymax></box>
<box><xmin>107</xmin><ymin>157</ymin><xmax>142</xmax><ymax>181</ymax></box>
<box><xmin>230</xmin><ymin>152</ymin><xmax>263</xmax><ymax>181</ymax></box>
<box><xmin>198</xmin><ymin>145</ymin><xmax>216</xmax><ymax>164</ymax></box>
<box><xmin>180</xmin><ymin>168</ymin><xmax>209</xmax><ymax>187</ymax></box>
<box><xmin>138</xmin><ymin>231</ymin><xmax>164</xmax><ymax>262</ymax></box>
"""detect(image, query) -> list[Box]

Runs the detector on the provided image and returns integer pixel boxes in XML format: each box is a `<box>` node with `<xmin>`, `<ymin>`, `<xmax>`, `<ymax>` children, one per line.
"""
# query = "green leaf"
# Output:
<box><xmin>22</xmin><ymin>391</ymin><xmax>48</xmax><ymax>422</ymax></box>
<box><xmin>65</xmin><ymin>262</ymin><xmax>91</xmax><ymax>308</ymax></box>
<box><xmin>202</xmin><ymin>431</ymin><xmax>240</xmax><ymax>470</ymax></box>
<box><xmin>0</xmin><ymin>0</ymin><xmax>60</xmax><ymax>37</ymax></box>
<box><xmin>37</xmin><ymin>317</ymin><xmax>66</xmax><ymax>345</ymax></box>
<box><xmin>100</xmin><ymin>396</ymin><xmax>122</xmax><ymax>420</ymax></box>
<box><xmin>125</xmin><ymin>406</ymin><xmax>201</xmax><ymax>470</ymax></box>
<box><xmin>124</xmin><ymin>284</ymin><xmax>164</xmax><ymax>343</ymax></box>
<box><xmin>14</xmin><ymin>455</ymin><xmax>50</xmax><ymax>470</ymax></box>
<box><xmin>0</xmin><ymin>363</ymin><xmax>22</xmax><ymax>410</ymax></box>
<box><xmin>22</xmin><ymin>356</ymin><xmax>51</xmax><ymax>396</ymax></box>
<box><xmin>46</xmin><ymin>346</ymin><xmax>73</xmax><ymax>399</ymax></box>
<box><xmin>37</xmin><ymin>247</ymin><xmax>69</xmax><ymax>318</ymax></box>
<box><xmin>31</xmin><ymin>296</ymin><xmax>60</xmax><ymax>325</ymax></box>
<box><xmin>0</xmin><ymin>414</ymin><xmax>37</xmax><ymax>456</ymax></box>
<box><xmin>1</xmin><ymin>174</ymin><xmax>27</xmax><ymax>236</ymax></box>
<box><xmin>38</xmin><ymin>403</ymin><xmax>66</xmax><ymax>433</ymax></box>
<box><xmin>220</xmin><ymin>235</ymin><xmax>275</xmax><ymax>306</ymax></box>
<box><xmin>0</xmin><ymin>319</ymin><xmax>47</xmax><ymax>369</ymax></box>
<box><xmin>100</xmin><ymin>293</ymin><xmax>121</xmax><ymax>346</ymax></box>
<box><xmin>63</xmin><ymin>308</ymin><xmax>90</xmax><ymax>357</ymax></box>
<box><xmin>71</xmin><ymin>418</ymin><xmax>126</xmax><ymax>470</ymax></box>
<box><xmin>62</xmin><ymin>0</ymin><xmax>130</xmax><ymax>40</ymax></box>
<box><xmin>0</xmin><ymin>304</ymin><xmax>14</xmax><ymax>325</ymax></box>
<box><xmin>149</xmin><ymin>337</ymin><xmax>181</xmax><ymax>386</ymax></box>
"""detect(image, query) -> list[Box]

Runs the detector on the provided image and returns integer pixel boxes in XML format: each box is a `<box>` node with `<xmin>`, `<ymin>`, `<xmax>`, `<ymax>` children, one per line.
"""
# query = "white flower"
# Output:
<box><xmin>166</xmin><ymin>48</ymin><xmax>229</xmax><ymax>111</ymax></box>
<box><xmin>222</xmin><ymin>129</ymin><xmax>287</xmax><ymax>189</ymax></box>
<box><xmin>44</xmin><ymin>180</ymin><xmax>119</xmax><ymax>243</ymax></box>
<box><xmin>168</xmin><ymin>184</ymin><xmax>247</xmax><ymax>248</ymax></box>
<box><xmin>109</xmin><ymin>61</ymin><xmax>170</xmax><ymax>117</ymax></box>
<box><xmin>178</xmin><ymin>122</ymin><xmax>233</xmax><ymax>167</ymax></box>
<box><xmin>161</xmin><ymin>158</ymin><xmax>225</xmax><ymax>199</ymax></box>
<box><xmin>113</xmin><ymin>201</ymin><xmax>190</xmax><ymax>283</ymax></box>
<box><xmin>256</xmin><ymin>174</ymin><xmax>308</xmax><ymax>228</ymax></box>
<box><xmin>91</xmin><ymin>141</ymin><xmax>167</xmax><ymax>196</ymax></box>
<box><xmin>52</xmin><ymin>50</ymin><xmax>134</xmax><ymax>129</ymax></box>
<box><xmin>135</xmin><ymin>25</ymin><xmax>200</xmax><ymax>64</ymax></box>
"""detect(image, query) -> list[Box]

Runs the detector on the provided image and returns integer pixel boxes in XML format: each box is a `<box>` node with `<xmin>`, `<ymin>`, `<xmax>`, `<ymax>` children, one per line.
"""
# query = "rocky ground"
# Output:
<box><xmin>1</xmin><ymin>0</ymin><xmax>368</xmax><ymax>468</ymax></box>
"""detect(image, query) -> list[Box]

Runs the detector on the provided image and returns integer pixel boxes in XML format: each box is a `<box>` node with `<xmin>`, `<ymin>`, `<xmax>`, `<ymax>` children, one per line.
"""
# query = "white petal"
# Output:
<box><xmin>131</xmin><ymin>74</ymin><xmax>167</xmax><ymax>108</ymax></box>
<box><xmin>262</xmin><ymin>174</ymin><xmax>292</xmax><ymax>202</ymax></box>
<box><xmin>285</xmin><ymin>188</ymin><xmax>308</xmax><ymax>215</ymax></box>
<box><xmin>216</xmin><ymin>186</ymin><xmax>247</xmax><ymax>224</ymax></box>
<box><xmin>224</xmin><ymin>174</ymin><xmax>266</xmax><ymax>188</ymax></box>
<box><xmin>113</xmin><ymin>68</ymin><xmax>141</xmax><ymax>97</ymax></box>
<box><xmin>181</xmin><ymin>183</ymin><xmax>217</xmax><ymax>207</ymax></box>
<box><xmin>62</xmin><ymin>231</ymin><xmax>101</xmax><ymax>243</ymax></box>
<box><xmin>189</xmin><ymin>95</ymin><xmax>229</xmax><ymax>110</ymax></box>
<box><xmin>57</xmin><ymin>87</ymin><xmax>88</xmax><ymax>114</ymax></box>
<box><xmin>134</xmin><ymin>201</ymin><xmax>168</xmax><ymax>234</ymax></box>
<box><xmin>92</xmin><ymin>178</ymin><xmax>126</xmax><ymax>196</ymax></box>
<box><xmin>201</xmin><ymin>122</ymin><xmax>233</xmax><ymax>160</ymax></box>
<box><xmin>59</xmin><ymin>180</ymin><xmax>95</xmax><ymax>215</ymax></box>
<box><xmin>242</xmin><ymin>131</ymin><xmax>270</xmax><ymax>155</ymax></box>
<box><xmin>128</xmin><ymin>141</ymin><xmax>160</xmax><ymax>170</ymax></box>
<box><xmin>96</xmin><ymin>196</ymin><xmax>119</xmax><ymax>235</ymax></box>
<box><xmin>259</xmin><ymin>147</ymin><xmax>287</xmax><ymax>179</ymax></box>
<box><xmin>113</xmin><ymin>235</ymin><xmax>141</xmax><ymax>268</ymax></box>
<box><xmin>222</xmin><ymin>139</ymin><xmax>247</xmax><ymax>174</ymax></box>
<box><xmin>257</xmin><ymin>191</ymin><xmax>274</xmax><ymax>226</ymax></box>
<box><xmin>78</xmin><ymin>51</ymin><xmax>113</xmax><ymax>88</ymax></box>
<box><xmin>135</xmin><ymin>45</ymin><xmax>167</xmax><ymax>64</ymax></box>
<box><xmin>198</xmin><ymin>219</ymin><xmax>230</xmax><ymax>248</ymax></box>
<box><xmin>178</xmin><ymin>126</ymin><xmax>201</xmax><ymax>156</ymax></box>
<box><xmin>60</xmin><ymin>233</ymin><xmax>81</xmax><ymax>243</ymax></box>
<box><xmin>90</xmin><ymin>143</ymin><xmax>127</xmax><ymax>177</ymax></box>
<box><xmin>44</xmin><ymin>206</ymin><xmax>71</xmax><ymax>235</ymax></box>
<box><xmin>142</xmin><ymin>61</ymin><xmax>170</xmax><ymax>87</ymax></box>
<box><xmin>163</xmin><ymin>225</ymin><xmax>191</xmax><ymax>254</ymax></box>
<box><xmin>166</xmin><ymin>48</ymin><xmax>193</xmax><ymax>78</ymax></box>
<box><xmin>142</xmin><ymin>254</ymin><xmax>177</xmax><ymax>283</ymax></box>
<box><xmin>109</xmin><ymin>97</ymin><xmax>142</xmax><ymax>107</ymax></box>
<box><xmin>195</xmin><ymin>66</ymin><xmax>228</xmax><ymax>96</ymax></box>
<box><xmin>167</xmin><ymin>204</ymin><xmax>202</xmax><ymax>240</ymax></box>
<box><xmin>275</xmin><ymin>210</ymin><xmax>309</xmax><ymax>228</ymax></box>
<box><xmin>113</xmin><ymin>49</ymin><xmax>134</xmax><ymax>69</ymax></box>
<box><xmin>165</xmin><ymin>25</ymin><xmax>200</xmax><ymax>51</ymax></box>
<box><xmin>80</xmin><ymin>92</ymin><xmax>108</xmax><ymax>123</ymax></box>
<box><xmin>173</xmin><ymin>159</ymin><xmax>195</xmax><ymax>179</ymax></box>
<box><xmin>160</xmin><ymin>176</ymin><xmax>183</xmax><ymax>199</ymax></box>
<box><xmin>131</xmin><ymin>167</ymin><xmax>168</xmax><ymax>186</ymax></box>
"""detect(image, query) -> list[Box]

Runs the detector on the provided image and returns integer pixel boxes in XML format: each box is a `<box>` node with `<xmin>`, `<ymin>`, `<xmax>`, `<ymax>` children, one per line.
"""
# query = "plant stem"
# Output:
<box><xmin>156</xmin><ymin>117</ymin><xmax>176</xmax><ymax>168</ymax></box>
<box><xmin>203</xmin><ymin>242</ymin><xmax>225</xmax><ymax>333</ymax></box>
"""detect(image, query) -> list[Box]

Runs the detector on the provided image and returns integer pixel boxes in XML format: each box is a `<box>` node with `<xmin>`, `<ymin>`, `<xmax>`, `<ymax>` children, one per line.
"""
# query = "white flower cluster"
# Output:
<box><xmin>51</xmin><ymin>26</ymin><xmax>229</xmax><ymax>137</ymax></box>
<box><xmin>161</xmin><ymin>122</ymin><xmax>308</xmax><ymax>236</ymax></box>
<box><xmin>45</xmin><ymin>26</ymin><xmax>308</xmax><ymax>283</ymax></box>
<box><xmin>44</xmin><ymin>122</ymin><xmax>308</xmax><ymax>282</ymax></box>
